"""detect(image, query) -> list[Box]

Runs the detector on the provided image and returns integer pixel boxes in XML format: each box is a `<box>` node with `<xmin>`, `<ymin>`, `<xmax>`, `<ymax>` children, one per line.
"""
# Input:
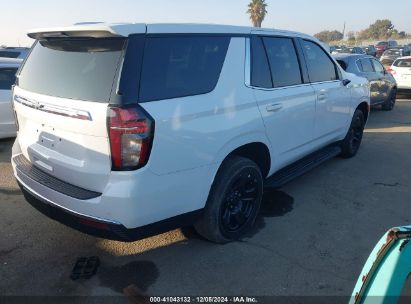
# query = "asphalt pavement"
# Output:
<box><xmin>1</xmin><ymin>96</ymin><xmax>411</xmax><ymax>301</ymax></box>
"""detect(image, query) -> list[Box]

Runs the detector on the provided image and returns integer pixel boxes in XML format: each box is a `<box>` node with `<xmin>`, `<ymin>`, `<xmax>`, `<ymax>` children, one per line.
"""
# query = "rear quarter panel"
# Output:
<box><xmin>344</xmin><ymin>71</ymin><xmax>370</xmax><ymax>118</ymax></box>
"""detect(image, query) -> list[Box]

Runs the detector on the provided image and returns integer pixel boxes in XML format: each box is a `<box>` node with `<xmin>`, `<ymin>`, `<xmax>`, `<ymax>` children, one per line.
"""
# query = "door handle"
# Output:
<box><xmin>318</xmin><ymin>93</ymin><xmax>328</xmax><ymax>102</ymax></box>
<box><xmin>266</xmin><ymin>103</ymin><xmax>283</xmax><ymax>112</ymax></box>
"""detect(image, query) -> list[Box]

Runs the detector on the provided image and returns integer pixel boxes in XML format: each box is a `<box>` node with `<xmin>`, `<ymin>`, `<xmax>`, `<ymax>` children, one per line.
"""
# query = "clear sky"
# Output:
<box><xmin>1</xmin><ymin>0</ymin><xmax>410</xmax><ymax>47</ymax></box>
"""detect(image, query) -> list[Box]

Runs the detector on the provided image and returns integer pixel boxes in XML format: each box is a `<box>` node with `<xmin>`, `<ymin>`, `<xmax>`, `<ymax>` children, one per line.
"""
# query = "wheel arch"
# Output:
<box><xmin>356</xmin><ymin>101</ymin><xmax>370</xmax><ymax>124</ymax></box>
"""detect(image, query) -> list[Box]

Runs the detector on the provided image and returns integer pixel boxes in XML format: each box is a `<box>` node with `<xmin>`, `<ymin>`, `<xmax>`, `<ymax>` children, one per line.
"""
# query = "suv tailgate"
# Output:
<box><xmin>14</xmin><ymin>86</ymin><xmax>111</xmax><ymax>193</ymax></box>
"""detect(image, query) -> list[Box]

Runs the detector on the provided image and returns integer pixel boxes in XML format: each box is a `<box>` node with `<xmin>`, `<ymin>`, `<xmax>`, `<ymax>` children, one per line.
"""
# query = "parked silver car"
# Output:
<box><xmin>380</xmin><ymin>47</ymin><xmax>411</xmax><ymax>66</ymax></box>
<box><xmin>334</xmin><ymin>54</ymin><xmax>397</xmax><ymax>110</ymax></box>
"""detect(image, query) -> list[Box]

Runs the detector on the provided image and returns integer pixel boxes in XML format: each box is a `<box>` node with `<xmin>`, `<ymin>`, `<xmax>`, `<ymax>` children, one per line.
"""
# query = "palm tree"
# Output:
<box><xmin>247</xmin><ymin>0</ymin><xmax>268</xmax><ymax>28</ymax></box>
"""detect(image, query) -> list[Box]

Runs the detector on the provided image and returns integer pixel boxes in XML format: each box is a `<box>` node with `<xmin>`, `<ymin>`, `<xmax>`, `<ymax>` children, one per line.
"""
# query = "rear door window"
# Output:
<box><xmin>371</xmin><ymin>59</ymin><xmax>384</xmax><ymax>73</ymax></box>
<box><xmin>18</xmin><ymin>38</ymin><xmax>126</xmax><ymax>102</ymax></box>
<box><xmin>301</xmin><ymin>40</ymin><xmax>338</xmax><ymax>83</ymax></box>
<box><xmin>0</xmin><ymin>68</ymin><xmax>18</xmax><ymax>90</ymax></box>
<box><xmin>262</xmin><ymin>37</ymin><xmax>302</xmax><ymax>87</ymax></box>
<box><xmin>139</xmin><ymin>36</ymin><xmax>230</xmax><ymax>102</ymax></box>
<box><xmin>358</xmin><ymin>59</ymin><xmax>374</xmax><ymax>73</ymax></box>
<box><xmin>251</xmin><ymin>36</ymin><xmax>272</xmax><ymax>88</ymax></box>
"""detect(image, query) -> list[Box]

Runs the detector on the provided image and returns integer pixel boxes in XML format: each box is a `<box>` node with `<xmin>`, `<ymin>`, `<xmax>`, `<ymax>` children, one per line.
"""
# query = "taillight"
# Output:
<box><xmin>107</xmin><ymin>105</ymin><xmax>154</xmax><ymax>171</ymax></box>
<box><xmin>386</xmin><ymin>68</ymin><xmax>396</xmax><ymax>75</ymax></box>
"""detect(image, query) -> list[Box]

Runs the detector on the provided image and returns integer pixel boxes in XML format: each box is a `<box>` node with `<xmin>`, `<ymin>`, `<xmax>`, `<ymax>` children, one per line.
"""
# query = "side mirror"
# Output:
<box><xmin>342</xmin><ymin>79</ymin><xmax>351</xmax><ymax>86</ymax></box>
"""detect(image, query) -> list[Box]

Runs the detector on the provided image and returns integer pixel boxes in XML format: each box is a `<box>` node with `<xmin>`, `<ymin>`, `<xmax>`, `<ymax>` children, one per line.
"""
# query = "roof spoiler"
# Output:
<box><xmin>28</xmin><ymin>24</ymin><xmax>147</xmax><ymax>40</ymax></box>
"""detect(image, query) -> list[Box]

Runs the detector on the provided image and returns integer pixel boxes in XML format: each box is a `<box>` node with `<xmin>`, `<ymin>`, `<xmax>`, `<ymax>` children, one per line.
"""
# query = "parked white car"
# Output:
<box><xmin>0</xmin><ymin>58</ymin><xmax>22</xmax><ymax>139</ymax></box>
<box><xmin>389</xmin><ymin>56</ymin><xmax>411</xmax><ymax>90</ymax></box>
<box><xmin>12</xmin><ymin>23</ymin><xmax>370</xmax><ymax>243</ymax></box>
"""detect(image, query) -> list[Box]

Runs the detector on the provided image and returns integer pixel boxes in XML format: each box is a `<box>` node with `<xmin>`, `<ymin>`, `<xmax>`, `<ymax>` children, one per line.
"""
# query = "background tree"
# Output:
<box><xmin>357</xmin><ymin>29</ymin><xmax>370</xmax><ymax>41</ymax></box>
<box><xmin>367</xmin><ymin>19</ymin><xmax>395</xmax><ymax>39</ymax></box>
<box><xmin>314</xmin><ymin>30</ymin><xmax>344</xmax><ymax>43</ymax></box>
<box><xmin>247</xmin><ymin>0</ymin><xmax>268</xmax><ymax>28</ymax></box>
<box><xmin>347</xmin><ymin>31</ymin><xmax>356</xmax><ymax>45</ymax></box>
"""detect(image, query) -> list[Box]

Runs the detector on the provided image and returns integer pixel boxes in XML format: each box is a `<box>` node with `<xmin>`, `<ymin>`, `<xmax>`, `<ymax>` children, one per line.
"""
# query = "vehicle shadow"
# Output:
<box><xmin>0</xmin><ymin>137</ymin><xmax>14</xmax><ymax>163</ymax></box>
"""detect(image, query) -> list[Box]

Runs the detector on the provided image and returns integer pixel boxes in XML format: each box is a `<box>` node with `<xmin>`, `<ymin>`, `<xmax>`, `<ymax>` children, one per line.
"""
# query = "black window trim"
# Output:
<box><xmin>249</xmin><ymin>35</ymin><xmax>309</xmax><ymax>91</ymax></box>
<box><xmin>298</xmin><ymin>38</ymin><xmax>342</xmax><ymax>84</ymax></box>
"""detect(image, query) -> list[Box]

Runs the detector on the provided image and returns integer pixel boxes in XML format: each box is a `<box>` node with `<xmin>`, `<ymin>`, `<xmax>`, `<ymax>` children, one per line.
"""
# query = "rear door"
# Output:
<box><xmin>299</xmin><ymin>39</ymin><xmax>351</xmax><ymax>143</ymax></box>
<box><xmin>250</xmin><ymin>35</ymin><xmax>317</xmax><ymax>167</ymax></box>
<box><xmin>370</xmin><ymin>58</ymin><xmax>391</xmax><ymax>101</ymax></box>
<box><xmin>14</xmin><ymin>37</ymin><xmax>127</xmax><ymax>192</ymax></box>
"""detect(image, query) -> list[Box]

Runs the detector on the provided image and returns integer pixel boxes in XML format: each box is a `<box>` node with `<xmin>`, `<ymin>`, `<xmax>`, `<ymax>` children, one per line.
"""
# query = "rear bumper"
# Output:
<box><xmin>11</xmin><ymin>138</ymin><xmax>211</xmax><ymax>240</ymax></box>
<box><xmin>18</xmin><ymin>181</ymin><xmax>202</xmax><ymax>242</ymax></box>
<box><xmin>397</xmin><ymin>84</ymin><xmax>411</xmax><ymax>90</ymax></box>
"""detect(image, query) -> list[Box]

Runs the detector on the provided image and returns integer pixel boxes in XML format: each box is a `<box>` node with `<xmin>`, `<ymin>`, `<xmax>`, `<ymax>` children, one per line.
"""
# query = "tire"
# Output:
<box><xmin>382</xmin><ymin>88</ymin><xmax>397</xmax><ymax>111</ymax></box>
<box><xmin>340</xmin><ymin>109</ymin><xmax>365</xmax><ymax>158</ymax></box>
<box><xmin>194</xmin><ymin>156</ymin><xmax>263</xmax><ymax>244</ymax></box>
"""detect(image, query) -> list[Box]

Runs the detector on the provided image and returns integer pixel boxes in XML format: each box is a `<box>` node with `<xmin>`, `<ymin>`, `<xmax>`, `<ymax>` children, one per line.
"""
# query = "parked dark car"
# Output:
<box><xmin>380</xmin><ymin>46</ymin><xmax>411</xmax><ymax>66</ymax></box>
<box><xmin>331</xmin><ymin>46</ymin><xmax>350</xmax><ymax>54</ymax></box>
<box><xmin>362</xmin><ymin>45</ymin><xmax>377</xmax><ymax>57</ymax></box>
<box><xmin>0</xmin><ymin>47</ymin><xmax>30</xmax><ymax>59</ymax></box>
<box><xmin>333</xmin><ymin>54</ymin><xmax>397</xmax><ymax>110</ymax></box>
<box><xmin>348</xmin><ymin>47</ymin><xmax>365</xmax><ymax>54</ymax></box>
<box><xmin>375</xmin><ymin>41</ymin><xmax>398</xmax><ymax>57</ymax></box>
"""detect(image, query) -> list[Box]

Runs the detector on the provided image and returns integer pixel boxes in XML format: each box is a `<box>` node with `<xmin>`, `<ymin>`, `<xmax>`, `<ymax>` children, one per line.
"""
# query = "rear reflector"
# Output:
<box><xmin>77</xmin><ymin>218</ymin><xmax>110</xmax><ymax>230</ymax></box>
<box><xmin>108</xmin><ymin>105</ymin><xmax>154</xmax><ymax>171</ymax></box>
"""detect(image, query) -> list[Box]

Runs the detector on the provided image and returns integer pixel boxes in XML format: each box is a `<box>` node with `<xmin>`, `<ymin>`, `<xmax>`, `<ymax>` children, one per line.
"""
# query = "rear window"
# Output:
<box><xmin>358</xmin><ymin>59</ymin><xmax>374</xmax><ymax>73</ymax></box>
<box><xmin>0</xmin><ymin>68</ymin><xmax>18</xmax><ymax>90</ymax></box>
<box><xmin>377</xmin><ymin>42</ymin><xmax>388</xmax><ymax>46</ymax></box>
<box><xmin>394</xmin><ymin>58</ymin><xmax>411</xmax><ymax>67</ymax></box>
<box><xmin>384</xmin><ymin>49</ymin><xmax>401</xmax><ymax>56</ymax></box>
<box><xmin>139</xmin><ymin>36</ymin><xmax>230</xmax><ymax>102</ymax></box>
<box><xmin>0</xmin><ymin>51</ymin><xmax>20</xmax><ymax>58</ymax></box>
<box><xmin>18</xmin><ymin>38</ymin><xmax>126</xmax><ymax>102</ymax></box>
<box><xmin>301</xmin><ymin>40</ymin><xmax>338</xmax><ymax>82</ymax></box>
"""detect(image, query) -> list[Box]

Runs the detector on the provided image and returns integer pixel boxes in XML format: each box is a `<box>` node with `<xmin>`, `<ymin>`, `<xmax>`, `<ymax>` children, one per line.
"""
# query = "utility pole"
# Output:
<box><xmin>342</xmin><ymin>22</ymin><xmax>346</xmax><ymax>39</ymax></box>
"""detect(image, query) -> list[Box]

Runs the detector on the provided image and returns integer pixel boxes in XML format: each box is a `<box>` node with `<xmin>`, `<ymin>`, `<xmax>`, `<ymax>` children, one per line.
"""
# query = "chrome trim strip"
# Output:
<box><xmin>110</xmin><ymin>126</ymin><xmax>142</xmax><ymax>131</ymax></box>
<box><xmin>14</xmin><ymin>95</ymin><xmax>93</xmax><ymax>121</ymax></box>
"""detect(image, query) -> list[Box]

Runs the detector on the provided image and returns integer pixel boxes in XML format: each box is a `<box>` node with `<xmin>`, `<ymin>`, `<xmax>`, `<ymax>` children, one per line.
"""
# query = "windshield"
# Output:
<box><xmin>377</xmin><ymin>42</ymin><xmax>388</xmax><ymax>46</ymax></box>
<box><xmin>18</xmin><ymin>38</ymin><xmax>126</xmax><ymax>102</ymax></box>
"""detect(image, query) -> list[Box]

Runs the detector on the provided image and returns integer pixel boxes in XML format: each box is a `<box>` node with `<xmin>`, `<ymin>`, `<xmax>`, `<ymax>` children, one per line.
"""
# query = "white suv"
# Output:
<box><xmin>11</xmin><ymin>23</ymin><xmax>370</xmax><ymax>243</ymax></box>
